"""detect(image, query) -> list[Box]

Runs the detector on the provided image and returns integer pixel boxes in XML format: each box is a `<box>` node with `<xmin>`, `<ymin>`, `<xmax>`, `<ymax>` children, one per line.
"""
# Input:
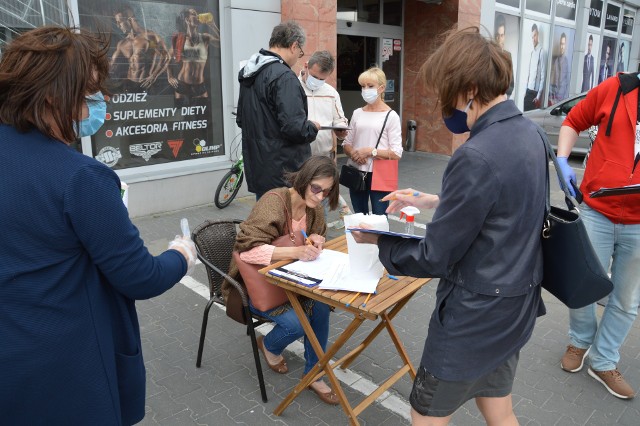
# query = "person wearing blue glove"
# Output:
<box><xmin>555</xmin><ymin>156</ymin><xmax>577</xmax><ymax>197</ymax></box>
<box><xmin>556</xmin><ymin>73</ymin><xmax>640</xmax><ymax>401</ymax></box>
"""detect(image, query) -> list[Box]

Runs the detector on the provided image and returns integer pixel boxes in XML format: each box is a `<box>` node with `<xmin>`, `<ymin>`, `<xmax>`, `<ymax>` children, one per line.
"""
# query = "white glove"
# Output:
<box><xmin>168</xmin><ymin>235</ymin><xmax>197</xmax><ymax>275</ymax></box>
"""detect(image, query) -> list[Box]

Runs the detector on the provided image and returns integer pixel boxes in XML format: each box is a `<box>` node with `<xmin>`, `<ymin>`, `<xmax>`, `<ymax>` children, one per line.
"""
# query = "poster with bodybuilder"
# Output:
<box><xmin>79</xmin><ymin>0</ymin><xmax>223</xmax><ymax>169</ymax></box>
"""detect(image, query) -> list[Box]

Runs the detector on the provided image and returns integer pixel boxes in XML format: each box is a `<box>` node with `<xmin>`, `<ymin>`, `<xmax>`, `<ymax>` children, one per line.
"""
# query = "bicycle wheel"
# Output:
<box><xmin>215</xmin><ymin>169</ymin><xmax>243</xmax><ymax>209</ymax></box>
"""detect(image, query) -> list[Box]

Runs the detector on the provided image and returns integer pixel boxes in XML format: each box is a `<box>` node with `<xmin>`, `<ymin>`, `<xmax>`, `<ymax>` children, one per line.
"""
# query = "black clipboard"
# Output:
<box><xmin>590</xmin><ymin>184</ymin><xmax>640</xmax><ymax>198</ymax></box>
<box><xmin>348</xmin><ymin>227</ymin><xmax>423</xmax><ymax>240</ymax></box>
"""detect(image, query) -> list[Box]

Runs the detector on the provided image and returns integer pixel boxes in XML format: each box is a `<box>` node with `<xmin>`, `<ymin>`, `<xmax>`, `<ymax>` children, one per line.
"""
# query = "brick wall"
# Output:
<box><xmin>403</xmin><ymin>0</ymin><xmax>481</xmax><ymax>155</ymax></box>
<box><xmin>281</xmin><ymin>0</ymin><xmax>338</xmax><ymax>88</ymax></box>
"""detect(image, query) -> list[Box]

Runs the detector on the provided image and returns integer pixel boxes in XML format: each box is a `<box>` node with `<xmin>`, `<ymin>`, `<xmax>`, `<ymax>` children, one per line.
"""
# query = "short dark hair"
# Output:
<box><xmin>589</xmin><ymin>34</ymin><xmax>593</xmax><ymax>42</ymax></box>
<box><xmin>285</xmin><ymin>156</ymin><xmax>339</xmax><ymax>210</ymax></box>
<box><xmin>0</xmin><ymin>26</ymin><xmax>110</xmax><ymax>143</ymax></box>
<box><xmin>560</xmin><ymin>32</ymin><xmax>566</xmax><ymax>42</ymax></box>
<box><xmin>531</xmin><ymin>23</ymin><xmax>538</xmax><ymax>33</ymax></box>
<box><xmin>308</xmin><ymin>51</ymin><xmax>335</xmax><ymax>73</ymax></box>
<box><xmin>420</xmin><ymin>27</ymin><xmax>511</xmax><ymax>118</ymax></box>
<box><xmin>269</xmin><ymin>20</ymin><xmax>306</xmax><ymax>50</ymax></box>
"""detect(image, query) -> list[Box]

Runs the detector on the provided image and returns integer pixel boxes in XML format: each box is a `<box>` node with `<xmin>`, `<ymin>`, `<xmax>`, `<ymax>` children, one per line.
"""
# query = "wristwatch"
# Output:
<box><xmin>371</xmin><ymin>148</ymin><xmax>378</xmax><ymax>157</ymax></box>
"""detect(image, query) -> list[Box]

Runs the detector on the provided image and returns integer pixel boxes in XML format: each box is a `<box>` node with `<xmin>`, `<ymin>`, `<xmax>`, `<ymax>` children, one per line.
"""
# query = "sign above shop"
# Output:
<box><xmin>588</xmin><ymin>0</ymin><xmax>603</xmax><ymax>28</ymax></box>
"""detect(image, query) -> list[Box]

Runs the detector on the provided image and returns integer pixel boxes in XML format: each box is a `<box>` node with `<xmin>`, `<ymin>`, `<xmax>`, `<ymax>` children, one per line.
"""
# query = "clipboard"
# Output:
<box><xmin>348</xmin><ymin>227</ymin><xmax>423</xmax><ymax>240</ymax></box>
<box><xmin>590</xmin><ymin>184</ymin><xmax>640</xmax><ymax>198</ymax></box>
<box><xmin>320</xmin><ymin>125</ymin><xmax>351</xmax><ymax>131</ymax></box>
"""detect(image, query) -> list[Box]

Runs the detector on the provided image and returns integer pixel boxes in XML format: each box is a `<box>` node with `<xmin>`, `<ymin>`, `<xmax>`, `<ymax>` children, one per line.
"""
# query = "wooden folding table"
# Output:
<box><xmin>261</xmin><ymin>235</ymin><xmax>431</xmax><ymax>425</ymax></box>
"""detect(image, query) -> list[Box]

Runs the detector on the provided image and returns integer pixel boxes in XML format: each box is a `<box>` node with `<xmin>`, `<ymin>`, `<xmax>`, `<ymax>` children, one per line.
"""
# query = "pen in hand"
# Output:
<box><xmin>301</xmin><ymin>229</ymin><xmax>312</xmax><ymax>246</ymax></box>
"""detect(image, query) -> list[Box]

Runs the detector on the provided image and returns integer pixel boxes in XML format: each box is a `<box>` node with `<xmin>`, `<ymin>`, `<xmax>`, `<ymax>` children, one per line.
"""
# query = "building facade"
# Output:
<box><xmin>1</xmin><ymin>0</ymin><xmax>638</xmax><ymax>216</ymax></box>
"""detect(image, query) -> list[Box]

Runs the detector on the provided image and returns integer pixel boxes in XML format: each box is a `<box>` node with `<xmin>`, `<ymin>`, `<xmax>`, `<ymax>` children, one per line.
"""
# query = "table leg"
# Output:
<box><xmin>273</xmin><ymin>291</ymin><xmax>365</xmax><ymax>425</ymax></box>
<box><xmin>340</xmin><ymin>290</ymin><xmax>417</xmax><ymax>370</ymax></box>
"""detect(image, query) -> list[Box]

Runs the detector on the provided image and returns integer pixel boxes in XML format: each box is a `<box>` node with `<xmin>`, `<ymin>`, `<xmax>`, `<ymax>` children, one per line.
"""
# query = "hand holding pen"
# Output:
<box><xmin>301</xmin><ymin>230</ymin><xmax>326</xmax><ymax>250</ymax></box>
<box><xmin>381</xmin><ymin>188</ymin><xmax>440</xmax><ymax>213</ymax></box>
<box><xmin>297</xmin><ymin>230</ymin><xmax>322</xmax><ymax>261</ymax></box>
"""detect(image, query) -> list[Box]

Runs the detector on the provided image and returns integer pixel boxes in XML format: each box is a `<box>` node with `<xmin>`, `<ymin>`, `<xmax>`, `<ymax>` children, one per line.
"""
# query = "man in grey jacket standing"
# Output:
<box><xmin>236</xmin><ymin>21</ymin><xmax>320</xmax><ymax>199</ymax></box>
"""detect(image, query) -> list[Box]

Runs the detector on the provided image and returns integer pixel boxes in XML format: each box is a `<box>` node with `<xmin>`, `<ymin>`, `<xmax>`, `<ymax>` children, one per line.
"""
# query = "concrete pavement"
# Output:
<box><xmin>132</xmin><ymin>151</ymin><xmax>640</xmax><ymax>425</ymax></box>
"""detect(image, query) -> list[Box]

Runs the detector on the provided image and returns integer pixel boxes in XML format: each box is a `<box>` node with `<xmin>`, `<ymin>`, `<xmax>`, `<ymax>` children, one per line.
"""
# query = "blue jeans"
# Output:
<box><xmin>250</xmin><ymin>301</ymin><xmax>330</xmax><ymax>375</ymax></box>
<box><xmin>568</xmin><ymin>204</ymin><xmax>640</xmax><ymax>371</ymax></box>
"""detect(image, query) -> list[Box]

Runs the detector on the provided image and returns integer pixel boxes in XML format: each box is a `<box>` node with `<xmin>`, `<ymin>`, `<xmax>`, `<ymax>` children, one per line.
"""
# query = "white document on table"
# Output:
<box><xmin>283</xmin><ymin>248</ymin><xmax>379</xmax><ymax>293</ymax></box>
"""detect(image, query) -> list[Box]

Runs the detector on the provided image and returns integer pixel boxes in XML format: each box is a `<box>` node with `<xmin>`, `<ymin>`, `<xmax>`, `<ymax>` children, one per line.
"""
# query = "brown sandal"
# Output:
<box><xmin>257</xmin><ymin>336</ymin><xmax>288</xmax><ymax>374</ymax></box>
<box><xmin>308</xmin><ymin>381</ymin><xmax>340</xmax><ymax>405</ymax></box>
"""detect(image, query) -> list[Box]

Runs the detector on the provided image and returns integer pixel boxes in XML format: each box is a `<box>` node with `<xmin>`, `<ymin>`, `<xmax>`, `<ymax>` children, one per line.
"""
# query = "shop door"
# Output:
<box><xmin>336</xmin><ymin>34</ymin><xmax>402</xmax><ymax>124</ymax></box>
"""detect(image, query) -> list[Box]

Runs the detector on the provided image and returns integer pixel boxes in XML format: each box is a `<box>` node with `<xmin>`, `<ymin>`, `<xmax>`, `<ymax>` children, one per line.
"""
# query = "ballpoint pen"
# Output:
<box><xmin>346</xmin><ymin>292</ymin><xmax>360</xmax><ymax>307</ymax></box>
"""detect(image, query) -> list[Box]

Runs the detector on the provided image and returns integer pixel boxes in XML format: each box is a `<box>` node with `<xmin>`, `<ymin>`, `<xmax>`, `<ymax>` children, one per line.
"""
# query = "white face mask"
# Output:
<box><xmin>361</xmin><ymin>88</ymin><xmax>379</xmax><ymax>104</ymax></box>
<box><xmin>305</xmin><ymin>73</ymin><xmax>325</xmax><ymax>91</ymax></box>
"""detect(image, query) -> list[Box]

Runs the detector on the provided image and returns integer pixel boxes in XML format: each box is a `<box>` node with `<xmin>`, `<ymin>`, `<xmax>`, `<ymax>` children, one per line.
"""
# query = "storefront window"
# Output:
<box><xmin>383</xmin><ymin>0</ymin><xmax>402</xmax><ymax>26</ymax></box>
<box><xmin>588</xmin><ymin>0</ymin><xmax>604</xmax><ymax>28</ymax></box>
<box><xmin>605</xmin><ymin>3</ymin><xmax>621</xmax><ymax>32</ymax></box>
<box><xmin>622</xmin><ymin>9</ymin><xmax>634</xmax><ymax>35</ymax></box>
<box><xmin>497</xmin><ymin>0</ymin><xmax>520</xmax><ymax>9</ymax></box>
<box><xmin>337</xmin><ymin>0</ymin><xmax>380</xmax><ymax>24</ymax></box>
<box><xmin>526</xmin><ymin>0</ymin><xmax>551</xmax><ymax>15</ymax></box>
<box><xmin>79</xmin><ymin>0</ymin><xmax>224</xmax><ymax>170</ymax></box>
<box><xmin>555</xmin><ymin>0</ymin><xmax>577</xmax><ymax>21</ymax></box>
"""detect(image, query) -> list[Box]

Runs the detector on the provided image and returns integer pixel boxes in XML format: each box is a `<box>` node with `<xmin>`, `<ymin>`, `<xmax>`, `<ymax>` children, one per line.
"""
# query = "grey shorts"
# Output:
<box><xmin>410</xmin><ymin>351</ymin><xmax>519</xmax><ymax>417</ymax></box>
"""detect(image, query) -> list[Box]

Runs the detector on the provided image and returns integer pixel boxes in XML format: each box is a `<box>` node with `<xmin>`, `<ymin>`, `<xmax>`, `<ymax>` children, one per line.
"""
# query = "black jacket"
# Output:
<box><xmin>236</xmin><ymin>49</ymin><xmax>318</xmax><ymax>196</ymax></box>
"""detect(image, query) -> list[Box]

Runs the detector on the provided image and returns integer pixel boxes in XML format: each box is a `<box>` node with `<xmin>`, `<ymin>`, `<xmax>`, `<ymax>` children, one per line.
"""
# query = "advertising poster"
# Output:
<box><xmin>518</xmin><ymin>19</ymin><xmax>550</xmax><ymax>112</ymax></box>
<box><xmin>616</xmin><ymin>40</ymin><xmax>631</xmax><ymax>72</ymax></box>
<box><xmin>548</xmin><ymin>26</ymin><xmax>575</xmax><ymax>105</ymax></box>
<box><xmin>578</xmin><ymin>33</ymin><xmax>600</xmax><ymax>93</ymax></box>
<box><xmin>78</xmin><ymin>0</ymin><xmax>223</xmax><ymax>170</ymax></box>
<box><xmin>494</xmin><ymin>13</ymin><xmax>520</xmax><ymax>99</ymax></box>
<box><xmin>598</xmin><ymin>36</ymin><xmax>617</xmax><ymax>84</ymax></box>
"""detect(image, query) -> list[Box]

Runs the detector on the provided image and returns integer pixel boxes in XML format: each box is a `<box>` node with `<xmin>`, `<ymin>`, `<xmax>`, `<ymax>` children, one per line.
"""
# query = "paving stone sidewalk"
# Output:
<box><xmin>132</xmin><ymin>152</ymin><xmax>640</xmax><ymax>425</ymax></box>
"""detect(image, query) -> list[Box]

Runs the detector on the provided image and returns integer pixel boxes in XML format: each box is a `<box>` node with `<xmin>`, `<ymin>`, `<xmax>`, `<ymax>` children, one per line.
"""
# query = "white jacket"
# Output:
<box><xmin>299</xmin><ymin>75</ymin><xmax>348</xmax><ymax>157</ymax></box>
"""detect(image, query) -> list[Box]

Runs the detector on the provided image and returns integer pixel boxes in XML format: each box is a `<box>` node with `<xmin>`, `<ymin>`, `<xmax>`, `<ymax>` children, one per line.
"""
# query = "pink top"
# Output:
<box><xmin>239</xmin><ymin>215</ymin><xmax>307</xmax><ymax>265</ymax></box>
<box><xmin>342</xmin><ymin>108</ymin><xmax>403</xmax><ymax>172</ymax></box>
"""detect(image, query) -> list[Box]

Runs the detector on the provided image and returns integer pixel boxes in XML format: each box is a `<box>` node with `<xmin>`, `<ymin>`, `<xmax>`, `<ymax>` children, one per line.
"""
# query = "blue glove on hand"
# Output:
<box><xmin>556</xmin><ymin>156</ymin><xmax>577</xmax><ymax>197</ymax></box>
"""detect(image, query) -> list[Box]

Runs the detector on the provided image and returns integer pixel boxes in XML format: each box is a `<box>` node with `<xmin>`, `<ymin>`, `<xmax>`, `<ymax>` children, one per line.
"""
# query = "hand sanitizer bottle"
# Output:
<box><xmin>400</xmin><ymin>206</ymin><xmax>420</xmax><ymax>235</ymax></box>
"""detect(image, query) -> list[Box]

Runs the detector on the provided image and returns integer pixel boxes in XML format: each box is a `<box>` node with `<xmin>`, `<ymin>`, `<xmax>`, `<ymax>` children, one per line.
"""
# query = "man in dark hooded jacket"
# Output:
<box><xmin>236</xmin><ymin>21</ymin><xmax>319</xmax><ymax>199</ymax></box>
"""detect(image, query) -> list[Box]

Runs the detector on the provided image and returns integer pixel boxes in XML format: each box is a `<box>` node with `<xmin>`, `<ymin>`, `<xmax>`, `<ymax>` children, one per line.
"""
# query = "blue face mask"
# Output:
<box><xmin>443</xmin><ymin>100</ymin><xmax>473</xmax><ymax>134</ymax></box>
<box><xmin>75</xmin><ymin>92</ymin><xmax>107</xmax><ymax>137</ymax></box>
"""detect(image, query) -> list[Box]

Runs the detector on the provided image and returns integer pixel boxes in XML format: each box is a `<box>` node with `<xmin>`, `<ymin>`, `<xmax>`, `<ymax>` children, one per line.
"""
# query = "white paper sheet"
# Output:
<box><xmin>344</xmin><ymin>213</ymin><xmax>387</xmax><ymax>277</ymax></box>
<box><xmin>281</xmin><ymin>249</ymin><xmax>348</xmax><ymax>280</ymax></box>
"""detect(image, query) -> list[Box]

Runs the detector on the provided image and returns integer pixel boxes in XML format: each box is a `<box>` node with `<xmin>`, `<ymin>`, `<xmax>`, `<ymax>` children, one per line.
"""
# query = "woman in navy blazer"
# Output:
<box><xmin>0</xmin><ymin>27</ymin><xmax>195</xmax><ymax>424</ymax></box>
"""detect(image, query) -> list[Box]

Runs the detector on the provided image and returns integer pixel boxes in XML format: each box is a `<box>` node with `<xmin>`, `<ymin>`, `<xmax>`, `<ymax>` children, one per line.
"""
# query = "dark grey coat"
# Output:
<box><xmin>236</xmin><ymin>49</ymin><xmax>318</xmax><ymax>196</ymax></box>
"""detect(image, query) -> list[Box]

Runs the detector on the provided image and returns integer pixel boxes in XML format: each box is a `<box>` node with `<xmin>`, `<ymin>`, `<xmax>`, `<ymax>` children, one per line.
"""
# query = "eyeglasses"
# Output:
<box><xmin>309</xmin><ymin>183</ymin><xmax>331</xmax><ymax>197</ymax></box>
<box><xmin>296</xmin><ymin>43</ymin><xmax>304</xmax><ymax>59</ymax></box>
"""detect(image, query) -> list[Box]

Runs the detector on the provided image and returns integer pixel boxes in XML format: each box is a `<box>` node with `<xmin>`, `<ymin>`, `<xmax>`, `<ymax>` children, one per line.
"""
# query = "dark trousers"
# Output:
<box><xmin>348</xmin><ymin>173</ymin><xmax>389</xmax><ymax>215</ymax></box>
<box><xmin>523</xmin><ymin>89</ymin><xmax>539</xmax><ymax>111</ymax></box>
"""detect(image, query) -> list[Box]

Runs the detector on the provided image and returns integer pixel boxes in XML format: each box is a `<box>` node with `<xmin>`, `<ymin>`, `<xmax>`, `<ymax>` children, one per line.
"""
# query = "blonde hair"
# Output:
<box><xmin>358</xmin><ymin>66</ymin><xmax>387</xmax><ymax>89</ymax></box>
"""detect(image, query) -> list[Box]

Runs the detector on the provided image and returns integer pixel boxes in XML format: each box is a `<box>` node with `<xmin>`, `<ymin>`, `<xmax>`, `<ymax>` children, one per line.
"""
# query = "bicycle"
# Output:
<box><xmin>214</xmin><ymin>129</ymin><xmax>244</xmax><ymax>209</ymax></box>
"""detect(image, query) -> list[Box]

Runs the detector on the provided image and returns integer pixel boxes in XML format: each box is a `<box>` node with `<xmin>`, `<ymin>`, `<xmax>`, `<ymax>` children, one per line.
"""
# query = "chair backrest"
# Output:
<box><xmin>192</xmin><ymin>219</ymin><xmax>241</xmax><ymax>302</ymax></box>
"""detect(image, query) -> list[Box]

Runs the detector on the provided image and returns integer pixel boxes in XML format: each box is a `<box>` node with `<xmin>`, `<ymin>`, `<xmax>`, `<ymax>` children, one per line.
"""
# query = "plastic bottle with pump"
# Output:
<box><xmin>400</xmin><ymin>206</ymin><xmax>420</xmax><ymax>235</ymax></box>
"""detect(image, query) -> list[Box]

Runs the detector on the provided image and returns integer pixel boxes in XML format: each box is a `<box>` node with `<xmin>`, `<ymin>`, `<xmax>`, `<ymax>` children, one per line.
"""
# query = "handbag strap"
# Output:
<box><xmin>534</xmin><ymin>124</ymin><xmax>577</xmax><ymax>213</ymax></box>
<box><xmin>374</xmin><ymin>110</ymin><xmax>393</xmax><ymax>149</ymax></box>
<box><xmin>265</xmin><ymin>191</ymin><xmax>297</xmax><ymax>243</ymax></box>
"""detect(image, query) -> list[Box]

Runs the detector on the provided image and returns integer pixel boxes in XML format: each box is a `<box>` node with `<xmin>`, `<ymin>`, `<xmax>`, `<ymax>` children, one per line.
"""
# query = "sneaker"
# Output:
<box><xmin>588</xmin><ymin>368</ymin><xmax>635</xmax><ymax>399</ymax></box>
<box><xmin>561</xmin><ymin>345</ymin><xmax>590</xmax><ymax>372</ymax></box>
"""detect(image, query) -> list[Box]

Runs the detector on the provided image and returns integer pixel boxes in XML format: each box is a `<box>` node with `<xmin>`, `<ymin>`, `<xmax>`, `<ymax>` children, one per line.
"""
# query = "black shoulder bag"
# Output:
<box><xmin>339</xmin><ymin>110</ymin><xmax>392</xmax><ymax>191</ymax></box>
<box><xmin>537</xmin><ymin>126</ymin><xmax>613</xmax><ymax>309</ymax></box>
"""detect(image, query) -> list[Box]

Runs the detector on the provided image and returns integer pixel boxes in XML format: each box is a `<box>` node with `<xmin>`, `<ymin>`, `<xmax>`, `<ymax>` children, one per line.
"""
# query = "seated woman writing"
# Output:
<box><xmin>222</xmin><ymin>156</ymin><xmax>340</xmax><ymax>405</ymax></box>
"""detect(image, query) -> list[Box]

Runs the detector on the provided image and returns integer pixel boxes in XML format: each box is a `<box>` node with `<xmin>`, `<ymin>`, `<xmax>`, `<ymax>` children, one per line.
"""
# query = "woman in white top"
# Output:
<box><xmin>342</xmin><ymin>67</ymin><xmax>403</xmax><ymax>214</ymax></box>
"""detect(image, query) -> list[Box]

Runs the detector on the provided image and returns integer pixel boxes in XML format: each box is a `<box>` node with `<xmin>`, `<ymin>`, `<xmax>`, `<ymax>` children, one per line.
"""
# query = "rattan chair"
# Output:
<box><xmin>192</xmin><ymin>219</ymin><xmax>270</xmax><ymax>403</ymax></box>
